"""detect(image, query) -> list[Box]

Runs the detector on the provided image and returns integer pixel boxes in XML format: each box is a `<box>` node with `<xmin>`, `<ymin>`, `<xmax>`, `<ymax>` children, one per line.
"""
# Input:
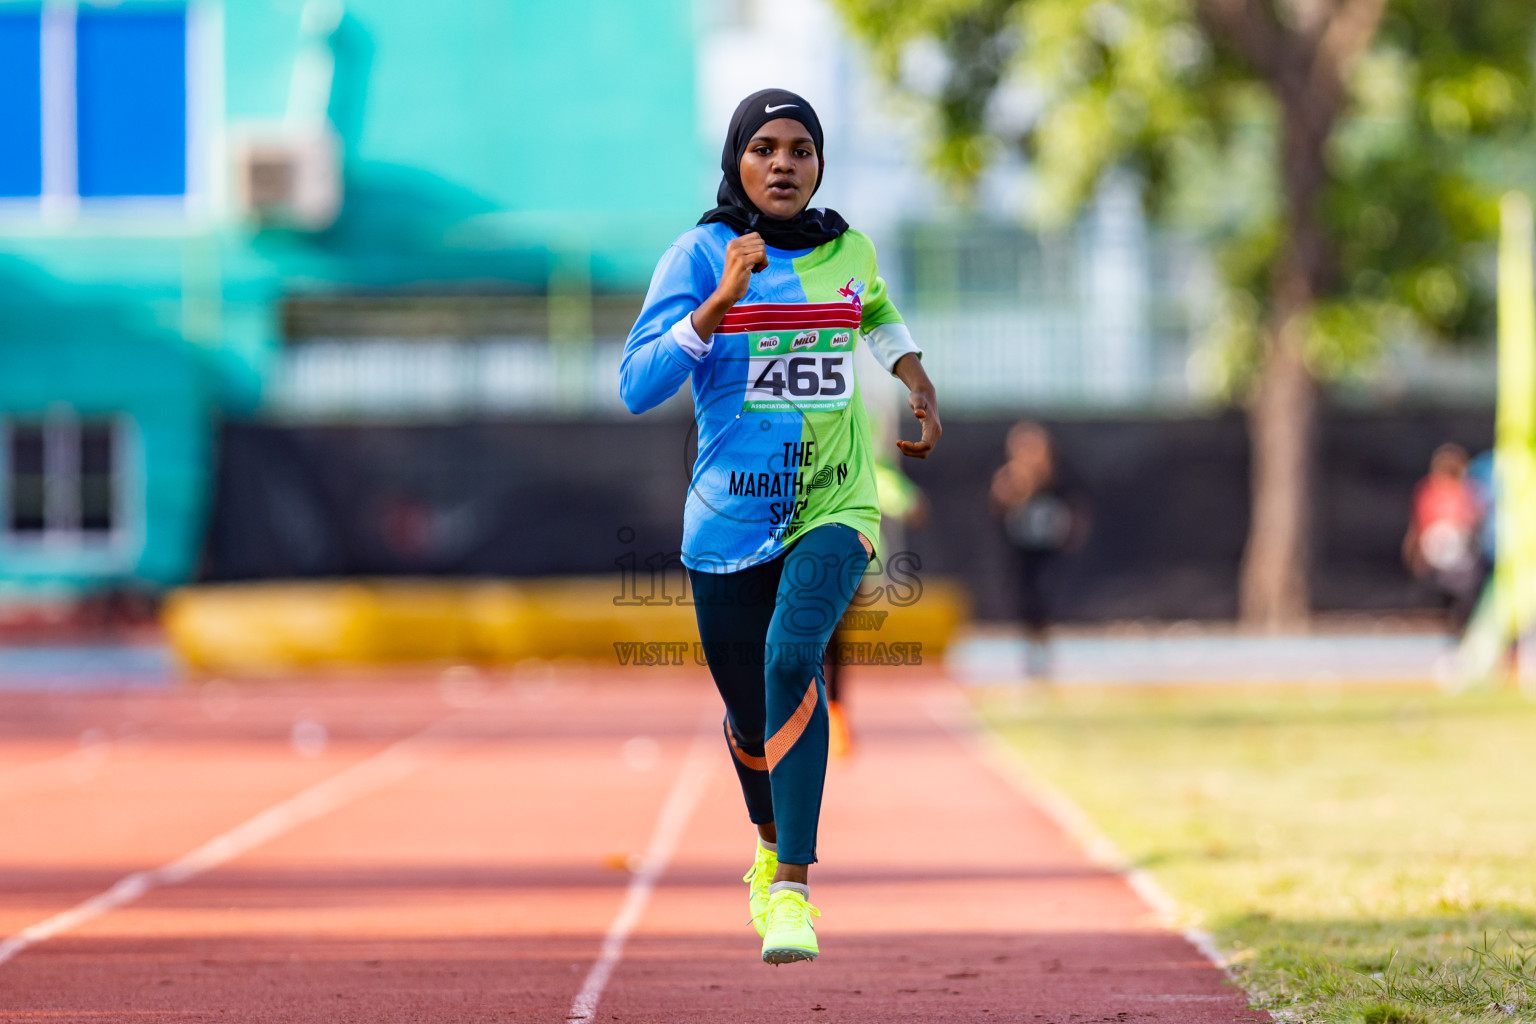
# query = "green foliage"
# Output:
<box><xmin>1358</xmin><ymin>1003</ymin><xmax>1426</xmax><ymax>1024</ymax></box>
<box><xmin>831</xmin><ymin>0</ymin><xmax>1536</xmax><ymax>390</ymax></box>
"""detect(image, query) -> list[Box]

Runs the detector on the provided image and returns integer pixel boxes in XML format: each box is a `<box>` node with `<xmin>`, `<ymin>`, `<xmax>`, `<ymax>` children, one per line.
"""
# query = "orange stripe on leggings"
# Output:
<box><xmin>726</xmin><ymin>722</ymin><xmax>768</xmax><ymax>772</ymax></box>
<box><xmin>764</xmin><ymin>680</ymin><xmax>820</xmax><ymax>771</ymax></box>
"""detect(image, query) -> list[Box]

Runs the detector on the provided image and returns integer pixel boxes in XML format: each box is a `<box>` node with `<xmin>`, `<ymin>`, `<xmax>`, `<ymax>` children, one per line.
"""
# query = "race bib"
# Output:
<box><xmin>743</xmin><ymin>328</ymin><xmax>855</xmax><ymax>412</ymax></box>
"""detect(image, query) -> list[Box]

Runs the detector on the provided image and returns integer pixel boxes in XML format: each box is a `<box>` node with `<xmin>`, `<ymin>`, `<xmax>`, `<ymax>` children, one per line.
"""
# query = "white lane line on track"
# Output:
<box><xmin>0</xmin><ymin>718</ymin><xmax>456</xmax><ymax>967</ymax></box>
<box><xmin>566</xmin><ymin>726</ymin><xmax>716</xmax><ymax>1024</ymax></box>
<box><xmin>925</xmin><ymin>694</ymin><xmax>1229</xmax><ymax>972</ymax></box>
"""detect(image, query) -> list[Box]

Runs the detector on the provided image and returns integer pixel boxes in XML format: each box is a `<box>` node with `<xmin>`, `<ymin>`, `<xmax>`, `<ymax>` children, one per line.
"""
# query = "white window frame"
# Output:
<box><xmin>0</xmin><ymin>410</ymin><xmax>137</xmax><ymax>559</ymax></box>
<box><xmin>0</xmin><ymin>0</ymin><xmax>225</xmax><ymax>234</ymax></box>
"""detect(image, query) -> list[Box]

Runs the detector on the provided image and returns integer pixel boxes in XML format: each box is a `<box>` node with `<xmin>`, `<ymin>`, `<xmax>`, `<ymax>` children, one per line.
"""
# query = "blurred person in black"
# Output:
<box><xmin>990</xmin><ymin>422</ymin><xmax>1088</xmax><ymax>678</ymax></box>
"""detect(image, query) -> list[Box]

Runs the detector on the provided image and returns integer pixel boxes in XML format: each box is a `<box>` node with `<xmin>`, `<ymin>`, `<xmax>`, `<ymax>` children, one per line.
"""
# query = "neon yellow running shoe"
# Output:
<box><xmin>760</xmin><ymin>889</ymin><xmax>820</xmax><ymax>964</ymax></box>
<box><xmin>743</xmin><ymin>841</ymin><xmax>777</xmax><ymax>937</ymax></box>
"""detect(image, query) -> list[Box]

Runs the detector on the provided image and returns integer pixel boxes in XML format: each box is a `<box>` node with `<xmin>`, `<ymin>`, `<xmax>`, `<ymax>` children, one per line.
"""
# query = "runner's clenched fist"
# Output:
<box><xmin>719</xmin><ymin>232</ymin><xmax>768</xmax><ymax>303</ymax></box>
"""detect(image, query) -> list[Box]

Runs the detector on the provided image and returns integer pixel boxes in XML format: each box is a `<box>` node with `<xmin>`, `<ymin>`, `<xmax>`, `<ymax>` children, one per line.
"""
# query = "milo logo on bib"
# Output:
<box><xmin>743</xmin><ymin>328</ymin><xmax>854</xmax><ymax>412</ymax></box>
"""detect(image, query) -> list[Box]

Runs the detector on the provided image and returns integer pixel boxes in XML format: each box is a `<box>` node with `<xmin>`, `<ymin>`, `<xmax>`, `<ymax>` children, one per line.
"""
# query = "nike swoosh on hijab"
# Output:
<box><xmin>765</xmin><ymin>102</ymin><xmax>798</xmax><ymax>113</ymax></box>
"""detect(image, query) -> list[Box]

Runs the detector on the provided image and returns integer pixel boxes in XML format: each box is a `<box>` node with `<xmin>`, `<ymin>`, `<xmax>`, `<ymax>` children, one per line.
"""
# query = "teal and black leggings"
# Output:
<box><xmin>688</xmin><ymin>523</ymin><xmax>870</xmax><ymax>866</ymax></box>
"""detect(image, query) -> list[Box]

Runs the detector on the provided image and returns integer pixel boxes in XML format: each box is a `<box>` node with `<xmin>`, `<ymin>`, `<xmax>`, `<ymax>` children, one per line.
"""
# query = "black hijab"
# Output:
<box><xmin>698</xmin><ymin>88</ymin><xmax>849</xmax><ymax>250</ymax></box>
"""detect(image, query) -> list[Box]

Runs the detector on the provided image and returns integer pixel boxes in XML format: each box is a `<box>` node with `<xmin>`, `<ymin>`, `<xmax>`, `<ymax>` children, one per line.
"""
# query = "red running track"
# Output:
<box><xmin>0</xmin><ymin>667</ymin><xmax>1264</xmax><ymax>1023</ymax></box>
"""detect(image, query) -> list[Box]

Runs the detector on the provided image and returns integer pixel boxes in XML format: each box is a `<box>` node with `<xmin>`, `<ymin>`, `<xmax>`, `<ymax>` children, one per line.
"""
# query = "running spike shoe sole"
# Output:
<box><xmin>762</xmin><ymin>945</ymin><xmax>819</xmax><ymax>965</ymax></box>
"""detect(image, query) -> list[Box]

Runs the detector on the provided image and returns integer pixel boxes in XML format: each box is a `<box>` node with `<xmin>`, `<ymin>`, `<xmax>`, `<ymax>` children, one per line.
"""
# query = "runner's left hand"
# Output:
<box><xmin>897</xmin><ymin>389</ymin><xmax>941</xmax><ymax>459</ymax></box>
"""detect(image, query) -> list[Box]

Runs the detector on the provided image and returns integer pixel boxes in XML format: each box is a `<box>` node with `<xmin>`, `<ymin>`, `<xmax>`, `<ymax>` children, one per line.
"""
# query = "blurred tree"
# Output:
<box><xmin>833</xmin><ymin>0</ymin><xmax>1536</xmax><ymax>628</ymax></box>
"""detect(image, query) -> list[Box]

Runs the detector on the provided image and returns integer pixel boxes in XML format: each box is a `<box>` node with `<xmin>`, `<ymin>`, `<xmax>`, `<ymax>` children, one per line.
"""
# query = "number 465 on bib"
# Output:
<box><xmin>744</xmin><ymin>352</ymin><xmax>852</xmax><ymax>411</ymax></box>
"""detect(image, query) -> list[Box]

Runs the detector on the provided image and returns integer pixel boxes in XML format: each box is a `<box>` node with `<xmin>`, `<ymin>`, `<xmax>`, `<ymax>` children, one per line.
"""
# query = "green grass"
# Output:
<box><xmin>980</xmin><ymin>685</ymin><xmax>1536</xmax><ymax>1024</ymax></box>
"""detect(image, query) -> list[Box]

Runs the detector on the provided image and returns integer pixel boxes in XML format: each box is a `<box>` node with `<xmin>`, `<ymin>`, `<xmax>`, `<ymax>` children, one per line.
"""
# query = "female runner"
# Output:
<box><xmin>620</xmin><ymin>88</ymin><xmax>941</xmax><ymax>964</ymax></box>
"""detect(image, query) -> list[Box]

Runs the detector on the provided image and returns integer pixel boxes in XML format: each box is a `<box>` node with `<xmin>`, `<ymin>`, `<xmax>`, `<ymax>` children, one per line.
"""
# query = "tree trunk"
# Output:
<box><xmin>1238</xmin><ymin>86</ymin><xmax>1334</xmax><ymax>631</ymax></box>
<box><xmin>1240</xmin><ymin>319</ymin><xmax>1317</xmax><ymax>628</ymax></box>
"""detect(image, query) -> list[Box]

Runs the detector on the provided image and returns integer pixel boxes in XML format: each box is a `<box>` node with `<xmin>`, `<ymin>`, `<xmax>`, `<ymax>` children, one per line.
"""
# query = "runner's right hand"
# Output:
<box><xmin>719</xmin><ymin>233</ymin><xmax>768</xmax><ymax>303</ymax></box>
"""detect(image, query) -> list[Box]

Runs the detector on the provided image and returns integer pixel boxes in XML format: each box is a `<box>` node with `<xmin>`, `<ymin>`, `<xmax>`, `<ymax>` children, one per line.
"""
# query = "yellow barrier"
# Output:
<box><xmin>164</xmin><ymin>577</ymin><xmax>969</xmax><ymax>674</ymax></box>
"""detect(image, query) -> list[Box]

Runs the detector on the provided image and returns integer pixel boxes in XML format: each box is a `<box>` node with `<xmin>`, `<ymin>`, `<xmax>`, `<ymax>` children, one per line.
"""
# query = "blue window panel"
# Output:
<box><xmin>0</xmin><ymin>10</ymin><xmax>42</xmax><ymax>198</ymax></box>
<box><xmin>76</xmin><ymin>8</ymin><xmax>186</xmax><ymax>197</ymax></box>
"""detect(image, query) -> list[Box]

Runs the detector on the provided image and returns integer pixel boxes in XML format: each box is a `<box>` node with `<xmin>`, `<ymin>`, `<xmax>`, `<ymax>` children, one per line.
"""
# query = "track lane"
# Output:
<box><xmin>0</xmin><ymin>671</ymin><xmax>1264</xmax><ymax>1023</ymax></box>
<box><xmin>0</xmin><ymin>676</ymin><xmax>716</xmax><ymax>1022</ymax></box>
<box><xmin>596</xmin><ymin>676</ymin><xmax>1263</xmax><ymax>1023</ymax></box>
<box><xmin>0</xmin><ymin>686</ymin><xmax>459</xmax><ymax>941</ymax></box>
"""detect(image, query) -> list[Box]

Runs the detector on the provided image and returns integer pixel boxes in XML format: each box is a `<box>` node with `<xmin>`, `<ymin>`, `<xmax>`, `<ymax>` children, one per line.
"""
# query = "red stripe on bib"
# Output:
<box><xmin>717</xmin><ymin>302</ymin><xmax>861</xmax><ymax>333</ymax></box>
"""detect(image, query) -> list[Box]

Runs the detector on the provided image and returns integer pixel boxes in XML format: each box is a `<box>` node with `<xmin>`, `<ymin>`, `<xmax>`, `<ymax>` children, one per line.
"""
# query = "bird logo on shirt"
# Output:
<box><xmin>838</xmin><ymin>278</ymin><xmax>865</xmax><ymax>313</ymax></box>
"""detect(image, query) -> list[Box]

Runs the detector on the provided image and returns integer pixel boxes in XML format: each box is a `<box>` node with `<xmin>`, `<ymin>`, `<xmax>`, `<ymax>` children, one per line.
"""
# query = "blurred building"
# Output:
<box><xmin>0</xmin><ymin>0</ymin><xmax>698</xmax><ymax>603</ymax></box>
<box><xmin>0</xmin><ymin>0</ymin><xmax>1496</xmax><ymax>621</ymax></box>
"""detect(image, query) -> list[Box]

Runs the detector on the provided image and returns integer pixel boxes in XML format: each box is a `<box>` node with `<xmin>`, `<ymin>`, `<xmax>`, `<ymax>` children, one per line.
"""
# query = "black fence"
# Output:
<box><xmin>203</xmin><ymin>410</ymin><xmax>1492</xmax><ymax>622</ymax></box>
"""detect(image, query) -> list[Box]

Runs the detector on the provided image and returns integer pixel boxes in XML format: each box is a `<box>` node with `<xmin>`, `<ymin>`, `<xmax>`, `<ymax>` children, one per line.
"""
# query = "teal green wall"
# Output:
<box><xmin>0</xmin><ymin>257</ymin><xmax>214</xmax><ymax>591</ymax></box>
<box><xmin>226</xmin><ymin>0</ymin><xmax>702</xmax><ymax>289</ymax></box>
<box><xmin>0</xmin><ymin>0</ymin><xmax>701</xmax><ymax>594</ymax></box>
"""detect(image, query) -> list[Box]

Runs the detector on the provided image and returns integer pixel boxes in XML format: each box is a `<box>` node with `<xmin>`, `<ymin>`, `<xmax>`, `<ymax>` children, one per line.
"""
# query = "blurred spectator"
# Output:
<box><xmin>1403</xmin><ymin>443</ymin><xmax>1486</xmax><ymax>629</ymax></box>
<box><xmin>990</xmin><ymin>422</ymin><xmax>1089</xmax><ymax>678</ymax></box>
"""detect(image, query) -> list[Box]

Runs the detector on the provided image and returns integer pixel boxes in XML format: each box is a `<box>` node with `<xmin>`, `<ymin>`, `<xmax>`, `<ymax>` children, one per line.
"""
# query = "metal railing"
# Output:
<box><xmin>264</xmin><ymin>220</ymin><xmax>1218</xmax><ymax>420</ymax></box>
